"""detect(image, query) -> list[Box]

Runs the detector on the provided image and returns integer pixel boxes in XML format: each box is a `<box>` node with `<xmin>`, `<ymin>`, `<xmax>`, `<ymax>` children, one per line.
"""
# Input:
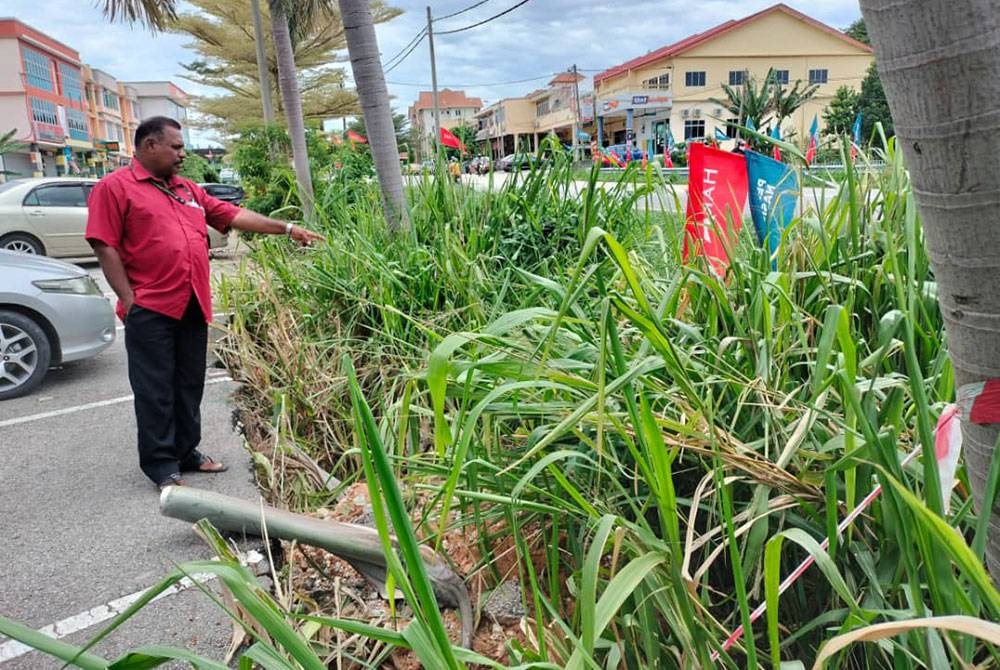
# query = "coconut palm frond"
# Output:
<box><xmin>95</xmin><ymin>0</ymin><xmax>178</xmax><ymax>30</ymax></box>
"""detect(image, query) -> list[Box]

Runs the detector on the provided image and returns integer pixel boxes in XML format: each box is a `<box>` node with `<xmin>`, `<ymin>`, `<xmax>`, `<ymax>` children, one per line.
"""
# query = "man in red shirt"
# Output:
<box><xmin>86</xmin><ymin>116</ymin><xmax>324</xmax><ymax>490</ymax></box>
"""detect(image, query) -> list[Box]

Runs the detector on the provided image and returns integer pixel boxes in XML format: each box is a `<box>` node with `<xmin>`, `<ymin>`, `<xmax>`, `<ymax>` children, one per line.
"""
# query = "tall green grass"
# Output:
<box><xmin>210</xmin><ymin>137</ymin><xmax>1000</xmax><ymax>666</ymax></box>
<box><xmin>4</xmin><ymin>138</ymin><xmax>998</xmax><ymax>668</ymax></box>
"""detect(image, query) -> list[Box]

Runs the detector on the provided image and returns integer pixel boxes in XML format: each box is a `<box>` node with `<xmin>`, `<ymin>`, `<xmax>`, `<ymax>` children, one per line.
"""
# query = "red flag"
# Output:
<box><xmin>683</xmin><ymin>142</ymin><xmax>748</xmax><ymax>277</ymax></box>
<box><xmin>663</xmin><ymin>151</ymin><xmax>674</xmax><ymax>168</ymax></box>
<box><xmin>439</xmin><ymin>126</ymin><xmax>466</xmax><ymax>152</ymax></box>
<box><xmin>346</xmin><ymin>130</ymin><xmax>367</xmax><ymax>144</ymax></box>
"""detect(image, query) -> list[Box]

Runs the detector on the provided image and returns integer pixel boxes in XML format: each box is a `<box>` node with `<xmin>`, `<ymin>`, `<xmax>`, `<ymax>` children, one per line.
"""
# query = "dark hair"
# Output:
<box><xmin>134</xmin><ymin>116</ymin><xmax>182</xmax><ymax>149</ymax></box>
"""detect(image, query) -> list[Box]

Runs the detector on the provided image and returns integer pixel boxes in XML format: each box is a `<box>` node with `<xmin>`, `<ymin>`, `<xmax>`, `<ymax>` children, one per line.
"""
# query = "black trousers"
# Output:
<box><xmin>124</xmin><ymin>294</ymin><xmax>207</xmax><ymax>484</ymax></box>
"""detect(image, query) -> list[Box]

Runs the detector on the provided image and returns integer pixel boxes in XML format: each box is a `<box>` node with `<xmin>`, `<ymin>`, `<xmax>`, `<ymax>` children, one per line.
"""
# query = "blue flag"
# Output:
<box><xmin>746</xmin><ymin>117</ymin><xmax>756</xmax><ymax>132</ymax></box>
<box><xmin>745</xmin><ymin>150</ymin><xmax>799</xmax><ymax>268</ymax></box>
<box><xmin>851</xmin><ymin>112</ymin><xmax>862</xmax><ymax>144</ymax></box>
<box><xmin>715</xmin><ymin>127</ymin><xmax>729</xmax><ymax>141</ymax></box>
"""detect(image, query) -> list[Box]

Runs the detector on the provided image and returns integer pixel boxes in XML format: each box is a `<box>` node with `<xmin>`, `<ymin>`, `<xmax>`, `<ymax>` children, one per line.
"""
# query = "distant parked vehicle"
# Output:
<box><xmin>499</xmin><ymin>154</ymin><xmax>542</xmax><ymax>171</ymax></box>
<box><xmin>0</xmin><ymin>250</ymin><xmax>115</xmax><ymax>399</ymax></box>
<box><xmin>199</xmin><ymin>182</ymin><xmax>244</xmax><ymax>205</ymax></box>
<box><xmin>0</xmin><ymin>177</ymin><xmax>97</xmax><ymax>257</ymax></box>
<box><xmin>0</xmin><ymin>177</ymin><xmax>229</xmax><ymax>258</ymax></box>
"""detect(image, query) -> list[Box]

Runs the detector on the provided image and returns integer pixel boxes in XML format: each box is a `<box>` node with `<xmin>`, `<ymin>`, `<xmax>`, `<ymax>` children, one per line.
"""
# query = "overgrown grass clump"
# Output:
<box><xmin>7</xmin><ymin>140</ymin><xmax>997</xmax><ymax>668</ymax></box>
<box><xmin>209</xmin><ymin>138</ymin><xmax>1000</xmax><ymax>667</ymax></box>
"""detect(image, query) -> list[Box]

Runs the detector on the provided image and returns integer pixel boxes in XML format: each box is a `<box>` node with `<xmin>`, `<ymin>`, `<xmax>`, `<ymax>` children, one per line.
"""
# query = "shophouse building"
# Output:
<box><xmin>126</xmin><ymin>81</ymin><xmax>192</xmax><ymax>146</ymax></box>
<box><xmin>0</xmin><ymin>18</ymin><xmax>92</xmax><ymax>178</ymax></box>
<box><xmin>592</xmin><ymin>3</ymin><xmax>873</xmax><ymax>158</ymax></box>
<box><xmin>473</xmin><ymin>97</ymin><xmax>534</xmax><ymax>160</ymax></box>
<box><xmin>408</xmin><ymin>89</ymin><xmax>482</xmax><ymax>158</ymax></box>
<box><xmin>84</xmin><ymin>66</ymin><xmax>128</xmax><ymax>174</ymax></box>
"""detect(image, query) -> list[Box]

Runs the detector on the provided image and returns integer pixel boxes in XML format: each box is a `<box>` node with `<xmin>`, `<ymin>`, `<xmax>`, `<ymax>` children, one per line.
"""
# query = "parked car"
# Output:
<box><xmin>498</xmin><ymin>154</ymin><xmax>542</xmax><ymax>171</ymax></box>
<box><xmin>0</xmin><ymin>177</ymin><xmax>228</xmax><ymax>259</ymax></box>
<box><xmin>199</xmin><ymin>182</ymin><xmax>245</xmax><ymax>205</ymax></box>
<box><xmin>0</xmin><ymin>250</ymin><xmax>116</xmax><ymax>400</ymax></box>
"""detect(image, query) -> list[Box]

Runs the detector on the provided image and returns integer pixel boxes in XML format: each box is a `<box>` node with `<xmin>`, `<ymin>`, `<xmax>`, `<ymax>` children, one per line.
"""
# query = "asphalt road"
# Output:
<box><xmin>0</xmin><ymin>247</ymin><xmax>262</xmax><ymax>668</ymax></box>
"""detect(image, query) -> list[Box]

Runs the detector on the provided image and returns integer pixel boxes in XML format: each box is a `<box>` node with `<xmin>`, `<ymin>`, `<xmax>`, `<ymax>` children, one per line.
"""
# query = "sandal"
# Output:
<box><xmin>157</xmin><ymin>473</ymin><xmax>186</xmax><ymax>490</ymax></box>
<box><xmin>181</xmin><ymin>453</ymin><xmax>229</xmax><ymax>474</ymax></box>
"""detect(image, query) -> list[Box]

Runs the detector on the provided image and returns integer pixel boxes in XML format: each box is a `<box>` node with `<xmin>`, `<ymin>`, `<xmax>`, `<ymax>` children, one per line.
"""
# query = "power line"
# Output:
<box><xmin>383</xmin><ymin>31</ymin><xmax>427</xmax><ymax>75</ymax></box>
<box><xmin>387</xmin><ymin>72</ymin><xmax>555</xmax><ymax>88</ymax></box>
<box><xmin>436</xmin><ymin>0</ymin><xmax>532</xmax><ymax>35</ymax></box>
<box><xmin>434</xmin><ymin>0</ymin><xmax>493</xmax><ymax>22</ymax></box>
<box><xmin>382</xmin><ymin>28</ymin><xmax>426</xmax><ymax>71</ymax></box>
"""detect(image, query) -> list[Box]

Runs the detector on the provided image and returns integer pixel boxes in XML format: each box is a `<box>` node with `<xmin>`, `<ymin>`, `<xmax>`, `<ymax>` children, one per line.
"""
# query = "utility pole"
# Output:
<box><xmin>427</xmin><ymin>6</ymin><xmax>441</xmax><ymax>156</ymax></box>
<box><xmin>250</xmin><ymin>0</ymin><xmax>274</xmax><ymax>124</ymax></box>
<box><xmin>571</xmin><ymin>63</ymin><xmax>582</xmax><ymax>162</ymax></box>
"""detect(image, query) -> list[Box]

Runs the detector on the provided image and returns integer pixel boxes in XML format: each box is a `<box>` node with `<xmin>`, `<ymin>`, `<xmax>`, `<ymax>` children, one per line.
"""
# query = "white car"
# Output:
<box><xmin>0</xmin><ymin>250</ymin><xmax>115</xmax><ymax>399</ymax></box>
<box><xmin>0</xmin><ymin>177</ymin><xmax>228</xmax><ymax>258</ymax></box>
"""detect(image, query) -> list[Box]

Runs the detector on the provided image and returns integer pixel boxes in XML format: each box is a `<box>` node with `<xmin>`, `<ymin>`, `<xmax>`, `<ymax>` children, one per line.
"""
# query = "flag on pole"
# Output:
<box><xmin>346</xmin><ymin>130</ymin><xmax>367</xmax><ymax>144</ymax></box>
<box><xmin>804</xmin><ymin>115</ymin><xmax>819</xmax><ymax>165</ymax></box>
<box><xmin>664</xmin><ymin>129</ymin><xmax>675</xmax><ymax>168</ymax></box>
<box><xmin>683</xmin><ymin>142</ymin><xmax>749</xmax><ymax>277</ymax></box>
<box><xmin>770</xmin><ymin>124</ymin><xmax>782</xmax><ymax>161</ymax></box>
<box><xmin>440</xmin><ymin>126</ymin><xmax>467</xmax><ymax>152</ymax></box>
<box><xmin>850</xmin><ymin>112</ymin><xmax>862</xmax><ymax>161</ymax></box>
<box><xmin>714</xmin><ymin>127</ymin><xmax>729</xmax><ymax>142</ymax></box>
<box><xmin>746</xmin><ymin>150</ymin><xmax>799</xmax><ymax>269</ymax></box>
<box><xmin>746</xmin><ymin>117</ymin><xmax>756</xmax><ymax>133</ymax></box>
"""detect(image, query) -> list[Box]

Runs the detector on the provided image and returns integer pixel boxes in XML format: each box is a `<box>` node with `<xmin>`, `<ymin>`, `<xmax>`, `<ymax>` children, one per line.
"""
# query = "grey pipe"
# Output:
<box><xmin>160</xmin><ymin>486</ymin><xmax>473</xmax><ymax>648</ymax></box>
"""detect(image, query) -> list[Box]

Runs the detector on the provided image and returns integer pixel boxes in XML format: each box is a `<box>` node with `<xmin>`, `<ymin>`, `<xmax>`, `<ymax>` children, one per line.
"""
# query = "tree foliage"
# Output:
<box><xmin>822</xmin><ymin>85</ymin><xmax>861</xmax><ymax>136</ymax></box>
<box><xmin>844</xmin><ymin>17</ymin><xmax>870</xmax><ymax>45</ymax></box>
<box><xmin>859</xmin><ymin>61</ymin><xmax>894</xmax><ymax>139</ymax></box>
<box><xmin>168</xmin><ymin>0</ymin><xmax>400</xmax><ymax>135</ymax></box>
<box><xmin>712</xmin><ymin>68</ymin><xmax>817</xmax><ymax>150</ymax></box>
<box><xmin>178</xmin><ymin>152</ymin><xmax>219</xmax><ymax>182</ymax></box>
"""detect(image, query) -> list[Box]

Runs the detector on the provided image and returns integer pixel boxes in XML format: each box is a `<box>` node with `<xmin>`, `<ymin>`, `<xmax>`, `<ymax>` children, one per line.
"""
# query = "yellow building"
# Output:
<box><xmin>593</xmin><ymin>3</ymin><xmax>873</xmax><ymax>157</ymax></box>
<box><xmin>476</xmin><ymin>72</ymin><xmax>595</xmax><ymax>160</ymax></box>
<box><xmin>474</xmin><ymin>97</ymin><xmax>535</xmax><ymax>159</ymax></box>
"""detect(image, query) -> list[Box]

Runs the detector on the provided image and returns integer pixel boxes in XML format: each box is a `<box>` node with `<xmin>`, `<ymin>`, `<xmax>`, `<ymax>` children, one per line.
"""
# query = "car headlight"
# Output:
<box><xmin>32</xmin><ymin>276</ymin><xmax>102</xmax><ymax>295</ymax></box>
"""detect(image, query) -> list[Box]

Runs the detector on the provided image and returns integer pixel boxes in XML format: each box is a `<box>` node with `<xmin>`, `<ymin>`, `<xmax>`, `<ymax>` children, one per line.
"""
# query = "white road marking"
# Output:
<box><xmin>0</xmin><ymin>551</ymin><xmax>264</xmax><ymax>664</ymax></box>
<box><xmin>0</xmin><ymin>376</ymin><xmax>233</xmax><ymax>429</ymax></box>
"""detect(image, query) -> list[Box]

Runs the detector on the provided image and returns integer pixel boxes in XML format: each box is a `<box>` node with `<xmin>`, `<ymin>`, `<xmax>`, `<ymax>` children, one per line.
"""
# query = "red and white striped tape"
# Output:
<box><xmin>710</xmin><ymin>381</ymin><xmax>996</xmax><ymax>660</ymax></box>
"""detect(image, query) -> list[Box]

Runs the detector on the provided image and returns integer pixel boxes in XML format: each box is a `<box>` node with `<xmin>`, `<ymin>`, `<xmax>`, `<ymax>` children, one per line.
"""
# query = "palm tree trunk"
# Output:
<box><xmin>860</xmin><ymin>0</ymin><xmax>1000</xmax><ymax>582</ymax></box>
<box><xmin>250</xmin><ymin>0</ymin><xmax>275</xmax><ymax>125</ymax></box>
<box><xmin>269</xmin><ymin>0</ymin><xmax>315</xmax><ymax>220</ymax></box>
<box><xmin>338</xmin><ymin>0</ymin><xmax>410</xmax><ymax>232</ymax></box>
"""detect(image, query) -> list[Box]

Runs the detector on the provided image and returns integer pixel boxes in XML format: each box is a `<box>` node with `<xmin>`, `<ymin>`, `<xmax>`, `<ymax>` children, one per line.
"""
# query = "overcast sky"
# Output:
<box><xmin>5</xmin><ymin>0</ymin><xmax>863</xmax><ymax>146</ymax></box>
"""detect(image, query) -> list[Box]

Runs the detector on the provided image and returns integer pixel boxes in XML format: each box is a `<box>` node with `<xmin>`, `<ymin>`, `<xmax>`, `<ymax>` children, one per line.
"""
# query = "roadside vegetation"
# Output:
<box><xmin>4</xmin><ymin>135</ymin><xmax>999</xmax><ymax>668</ymax></box>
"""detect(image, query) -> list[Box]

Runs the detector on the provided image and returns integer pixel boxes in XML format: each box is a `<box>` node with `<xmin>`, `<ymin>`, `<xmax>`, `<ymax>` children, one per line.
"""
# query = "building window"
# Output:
<box><xmin>536</xmin><ymin>100</ymin><xmax>550</xmax><ymax>117</ymax></box>
<box><xmin>102</xmin><ymin>88</ymin><xmax>119</xmax><ymax>110</ymax></box>
<box><xmin>66</xmin><ymin>108</ymin><xmax>89</xmax><ymax>141</ymax></box>
<box><xmin>58</xmin><ymin>63</ymin><xmax>84</xmax><ymax>102</ymax></box>
<box><xmin>22</xmin><ymin>46</ymin><xmax>53</xmax><ymax>91</ymax></box>
<box><xmin>683</xmin><ymin>120</ymin><xmax>706</xmax><ymax>140</ymax></box>
<box><xmin>808</xmin><ymin>68</ymin><xmax>829</xmax><ymax>84</ymax></box>
<box><xmin>29</xmin><ymin>97</ymin><xmax>58</xmax><ymax>125</ymax></box>
<box><xmin>643</xmin><ymin>73</ymin><xmax>670</xmax><ymax>89</ymax></box>
<box><xmin>728</xmin><ymin>70</ymin><xmax>745</xmax><ymax>86</ymax></box>
<box><xmin>685</xmin><ymin>71</ymin><xmax>706</xmax><ymax>87</ymax></box>
<box><xmin>773</xmin><ymin>69</ymin><xmax>790</xmax><ymax>85</ymax></box>
<box><xmin>726</xmin><ymin>118</ymin><xmax>740</xmax><ymax>138</ymax></box>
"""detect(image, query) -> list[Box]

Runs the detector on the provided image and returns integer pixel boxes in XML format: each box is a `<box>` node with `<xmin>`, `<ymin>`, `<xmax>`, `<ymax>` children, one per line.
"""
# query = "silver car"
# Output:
<box><xmin>0</xmin><ymin>250</ymin><xmax>116</xmax><ymax>400</ymax></box>
<box><xmin>0</xmin><ymin>177</ymin><xmax>228</xmax><ymax>258</ymax></box>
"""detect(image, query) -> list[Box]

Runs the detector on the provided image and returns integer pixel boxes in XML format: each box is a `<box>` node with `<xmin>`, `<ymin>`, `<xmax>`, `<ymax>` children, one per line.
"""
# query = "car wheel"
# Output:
<box><xmin>0</xmin><ymin>310</ymin><xmax>52</xmax><ymax>400</ymax></box>
<box><xmin>0</xmin><ymin>233</ymin><xmax>45</xmax><ymax>255</ymax></box>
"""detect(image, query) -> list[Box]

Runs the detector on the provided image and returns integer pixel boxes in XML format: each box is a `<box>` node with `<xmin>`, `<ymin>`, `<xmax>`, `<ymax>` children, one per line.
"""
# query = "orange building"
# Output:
<box><xmin>0</xmin><ymin>18</ymin><xmax>92</xmax><ymax>177</ymax></box>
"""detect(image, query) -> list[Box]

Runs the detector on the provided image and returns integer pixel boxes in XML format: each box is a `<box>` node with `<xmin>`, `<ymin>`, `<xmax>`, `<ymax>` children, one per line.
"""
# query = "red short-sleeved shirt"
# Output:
<box><xmin>85</xmin><ymin>160</ymin><xmax>241</xmax><ymax>323</ymax></box>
